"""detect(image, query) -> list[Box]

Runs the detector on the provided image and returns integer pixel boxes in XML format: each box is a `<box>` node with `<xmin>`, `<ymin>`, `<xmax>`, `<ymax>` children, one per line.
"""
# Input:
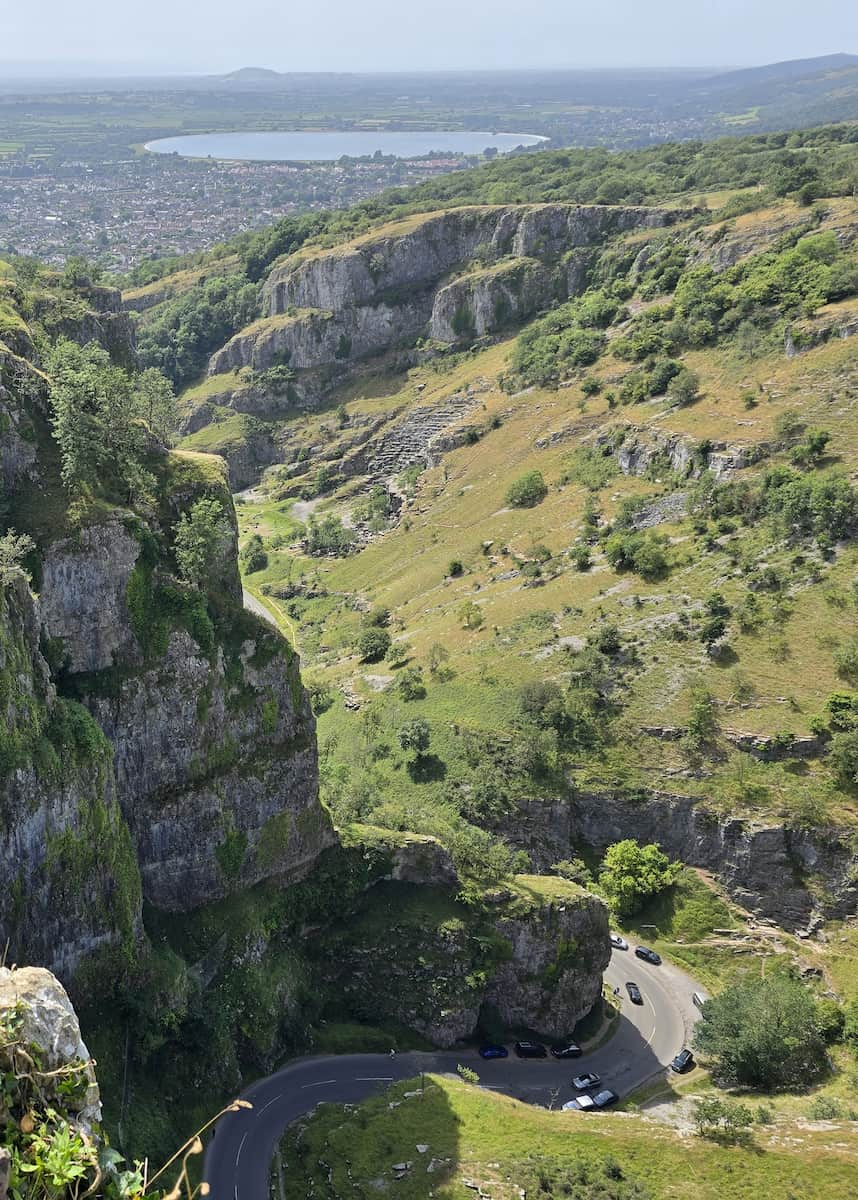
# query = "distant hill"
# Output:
<box><xmin>222</xmin><ymin>67</ymin><xmax>284</xmax><ymax>81</ymax></box>
<box><xmin>702</xmin><ymin>52</ymin><xmax>858</xmax><ymax>89</ymax></box>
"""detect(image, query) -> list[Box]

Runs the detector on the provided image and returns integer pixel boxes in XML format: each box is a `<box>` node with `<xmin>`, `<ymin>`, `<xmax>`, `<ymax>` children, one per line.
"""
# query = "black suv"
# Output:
<box><xmin>670</xmin><ymin>1048</ymin><xmax>695</xmax><ymax>1074</ymax></box>
<box><xmin>550</xmin><ymin>1042</ymin><xmax>582</xmax><ymax>1059</ymax></box>
<box><xmin>634</xmin><ymin>946</ymin><xmax>662</xmax><ymax>965</ymax></box>
<box><xmin>514</xmin><ymin>1040</ymin><xmax>547</xmax><ymax>1058</ymax></box>
<box><xmin>625</xmin><ymin>981</ymin><xmax>643</xmax><ymax>1004</ymax></box>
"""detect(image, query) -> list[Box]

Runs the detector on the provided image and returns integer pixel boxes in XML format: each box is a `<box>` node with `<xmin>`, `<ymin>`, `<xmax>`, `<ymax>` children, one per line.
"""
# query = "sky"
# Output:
<box><xmin>1</xmin><ymin>0</ymin><xmax>856</xmax><ymax>75</ymax></box>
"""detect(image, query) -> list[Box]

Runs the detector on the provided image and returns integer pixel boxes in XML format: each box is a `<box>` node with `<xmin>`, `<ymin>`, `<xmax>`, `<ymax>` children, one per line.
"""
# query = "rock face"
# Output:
<box><xmin>511</xmin><ymin>789</ymin><xmax>858</xmax><ymax>931</ymax></box>
<box><xmin>0</xmin><ymin>965</ymin><xmax>101</xmax><ymax>1127</ymax></box>
<box><xmin>320</xmin><ymin>878</ymin><xmax>609</xmax><ymax>1047</ymax></box>
<box><xmin>485</xmin><ymin>880</ymin><xmax>610</xmax><ymax>1037</ymax></box>
<box><xmin>40</xmin><ymin>521</ymin><xmax>141</xmax><ymax>674</ymax></box>
<box><xmin>1</xmin><ymin>290</ymin><xmax>335</xmax><ymax>987</ymax></box>
<box><xmin>0</xmin><ymin>579</ymin><xmax>143</xmax><ymax>982</ymax></box>
<box><xmin>208</xmin><ymin>204</ymin><xmax>689</xmax><ymax>381</ymax></box>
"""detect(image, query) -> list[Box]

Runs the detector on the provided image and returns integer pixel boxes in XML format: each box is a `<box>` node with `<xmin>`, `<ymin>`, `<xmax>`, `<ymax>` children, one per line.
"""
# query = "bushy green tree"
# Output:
<box><xmin>356</xmin><ymin>627</ymin><xmax>391</xmax><ymax>663</ymax></box>
<box><xmin>397</xmin><ymin>718</ymin><xmax>431</xmax><ymax>757</ymax></box>
<box><xmin>135</xmin><ymin>367</ymin><xmax>178</xmax><ymax>444</ymax></box>
<box><xmin>693</xmin><ymin>973</ymin><xmax>828</xmax><ymax>1089</ymax></box>
<box><xmin>47</xmin><ymin>339</ymin><xmax>149</xmax><ymax>497</ymax></box>
<box><xmin>505</xmin><ymin>470</ymin><xmax>548</xmax><ymax>508</ymax></box>
<box><xmin>599</xmin><ymin>839</ymin><xmax>677</xmax><ymax>917</ymax></box>
<box><xmin>0</xmin><ymin>530</ymin><xmax>34</xmax><ymax>587</ymax></box>
<box><xmin>173</xmin><ymin>498</ymin><xmax>226</xmax><ymax>589</ymax></box>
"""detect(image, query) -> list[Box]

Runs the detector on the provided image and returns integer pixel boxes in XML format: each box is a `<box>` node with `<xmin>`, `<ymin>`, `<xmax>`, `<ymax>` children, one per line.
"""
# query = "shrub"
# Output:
<box><xmin>356</xmin><ymin>628</ymin><xmax>391</xmax><ymax>663</ymax></box>
<box><xmin>447</xmin><ymin>559</ymin><xmax>464</xmax><ymax>577</ymax></box>
<box><xmin>829</xmin><ymin>730</ymin><xmax>858</xmax><ymax>786</ymax></box>
<box><xmin>599</xmin><ymin>839</ymin><xmax>678</xmax><ymax>917</ymax></box>
<box><xmin>506</xmin><ymin>470</ymin><xmax>548</xmax><ymax>508</ymax></box>
<box><xmin>693</xmin><ymin>973</ymin><xmax>828</xmax><ymax>1089</ymax></box>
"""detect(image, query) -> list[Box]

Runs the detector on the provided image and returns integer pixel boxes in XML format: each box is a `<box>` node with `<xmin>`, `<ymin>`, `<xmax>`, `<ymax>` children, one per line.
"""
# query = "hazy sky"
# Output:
<box><xmin>3</xmin><ymin>0</ymin><xmax>856</xmax><ymax>74</ymax></box>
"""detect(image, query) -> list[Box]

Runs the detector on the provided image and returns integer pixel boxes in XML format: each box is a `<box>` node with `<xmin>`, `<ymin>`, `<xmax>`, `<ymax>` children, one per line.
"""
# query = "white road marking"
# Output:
<box><xmin>235</xmin><ymin>1131</ymin><xmax>248</xmax><ymax>1166</ymax></box>
<box><xmin>258</xmin><ymin>1094</ymin><xmax>283</xmax><ymax>1116</ymax></box>
<box><xmin>355</xmin><ymin>1076</ymin><xmax>395</xmax><ymax>1081</ymax></box>
<box><xmin>300</xmin><ymin>1079</ymin><xmax>337</xmax><ymax>1088</ymax></box>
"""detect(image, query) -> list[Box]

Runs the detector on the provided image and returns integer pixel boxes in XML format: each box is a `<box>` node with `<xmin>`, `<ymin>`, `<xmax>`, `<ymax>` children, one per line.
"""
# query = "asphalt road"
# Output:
<box><xmin>203</xmin><ymin>950</ymin><xmax>705</xmax><ymax>1200</ymax></box>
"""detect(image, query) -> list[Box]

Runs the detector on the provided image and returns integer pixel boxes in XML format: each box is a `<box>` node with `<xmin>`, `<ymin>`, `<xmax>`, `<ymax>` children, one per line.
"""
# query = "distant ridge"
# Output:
<box><xmin>222</xmin><ymin>66</ymin><xmax>284</xmax><ymax>81</ymax></box>
<box><xmin>701</xmin><ymin>52</ymin><xmax>858</xmax><ymax>89</ymax></box>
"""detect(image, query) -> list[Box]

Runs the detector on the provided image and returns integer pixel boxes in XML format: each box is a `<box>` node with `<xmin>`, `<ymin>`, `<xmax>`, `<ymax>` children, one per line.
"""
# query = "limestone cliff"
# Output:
<box><xmin>511</xmin><ymin>789</ymin><xmax>857</xmax><ymax>933</ymax></box>
<box><xmin>207</xmin><ymin>203</ymin><xmax>689</xmax><ymax>380</ymax></box>
<box><xmin>0</xmin><ymin>278</ymin><xmax>335</xmax><ymax>989</ymax></box>
<box><xmin>317</xmin><ymin>875</ymin><xmax>610</xmax><ymax>1047</ymax></box>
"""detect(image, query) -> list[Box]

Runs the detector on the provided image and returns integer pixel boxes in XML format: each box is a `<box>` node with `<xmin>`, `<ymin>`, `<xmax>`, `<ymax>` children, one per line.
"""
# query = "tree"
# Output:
<box><xmin>396</xmin><ymin>666</ymin><xmax>426</xmax><ymax>700</ymax></box>
<box><xmin>356</xmin><ymin>628</ymin><xmax>391</xmax><ymax>663</ymax></box>
<box><xmin>0</xmin><ymin>530</ymin><xmax>34</xmax><ymax>587</ymax></box>
<box><xmin>173</xmin><ymin>498</ymin><xmax>225</xmax><ymax>589</ymax></box>
<box><xmin>506</xmin><ymin>470</ymin><xmax>548</xmax><ymax>508</ymax></box>
<box><xmin>397</xmin><ymin>718</ymin><xmax>431</xmax><ymax>758</ymax></box>
<box><xmin>135</xmin><ymin>367</ymin><xmax>178</xmax><ymax>444</ymax></box>
<box><xmin>458</xmin><ymin>601</ymin><xmax>484</xmax><ymax>630</ymax></box>
<box><xmin>829</xmin><ymin>730</ymin><xmax>858</xmax><ymax>787</ymax></box>
<box><xmin>693</xmin><ymin>1097</ymin><xmax>754</xmax><ymax>1143</ymax></box>
<box><xmin>666</xmin><ymin>366</ymin><xmax>700</xmax><ymax>407</ymax></box>
<box><xmin>47</xmin><ymin>339</ymin><xmax>149</xmax><ymax>497</ymax></box>
<box><xmin>692</xmin><ymin>973</ymin><xmax>828</xmax><ymax>1089</ymax></box>
<box><xmin>427</xmin><ymin>643</ymin><xmax>450</xmax><ymax>675</ymax></box>
<box><xmin>599</xmin><ymin>839</ymin><xmax>678</xmax><ymax>917</ymax></box>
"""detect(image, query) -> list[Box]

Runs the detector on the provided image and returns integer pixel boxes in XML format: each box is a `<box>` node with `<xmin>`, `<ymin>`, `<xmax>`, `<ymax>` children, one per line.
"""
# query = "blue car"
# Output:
<box><xmin>479</xmin><ymin>1043</ymin><xmax>509</xmax><ymax>1059</ymax></box>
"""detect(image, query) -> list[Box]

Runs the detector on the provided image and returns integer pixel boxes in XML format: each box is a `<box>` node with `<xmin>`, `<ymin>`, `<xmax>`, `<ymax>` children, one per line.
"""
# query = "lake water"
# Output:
<box><xmin>144</xmin><ymin>130</ymin><xmax>547</xmax><ymax>162</ymax></box>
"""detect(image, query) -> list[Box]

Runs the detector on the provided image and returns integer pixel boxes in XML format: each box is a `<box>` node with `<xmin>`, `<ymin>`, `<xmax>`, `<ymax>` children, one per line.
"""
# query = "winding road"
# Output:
<box><xmin>203</xmin><ymin>951</ymin><xmax>705</xmax><ymax>1199</ymax></box>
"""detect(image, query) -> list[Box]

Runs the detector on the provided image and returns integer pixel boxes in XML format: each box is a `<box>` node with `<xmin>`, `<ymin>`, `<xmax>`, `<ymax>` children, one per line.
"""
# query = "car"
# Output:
<box><xmin>549</xmin><ymin>1041</ymin><xmax>582</xmax><ymax>1059</ymax></box>
<box><xmin>563</xmin><ymin>1094</ymin><xmax>596</xmax><ymax>1111</ymax></box>
<box><xmin>670</xmin><ymin>1048</ymin><xmax>695</xmax><ymax>1074</ymax></box>
<box><xmin>692</xmin><ymin>991</ymin><xmax>707</xmax><ymax>1011</ymax></box>
<box><xmin>610</xmin><ymin>933</ymin><xmax>629</xmax><ymax>950</ymax></box>
<box><xmin>572</xmin><ymin>1072</ymin><xmax>601</xmax><ymax>1090</ymax></box>
<box><xmin>625</xmin><ymin>981</ymin><xmax>643</xmax><ymax>1004</ymax></box>
<box><xmin>592</xmin><ymin>1089</ymin><xmax>619</xmax><ymax>1108</ymax></box>
<box><xmin>514</xmin><ymin>1040</ymin><xmax>547</xmax><ymax>1058</ymax></box>
<box><xmin>478</xmin><ymin>1043</ymin><xmax>509</xmax><ymax>1059</ymax></box>
<box><xmin>634</xmin><ymin>946</ymin><xmax>662</xmax><ymax>965</ymax></box>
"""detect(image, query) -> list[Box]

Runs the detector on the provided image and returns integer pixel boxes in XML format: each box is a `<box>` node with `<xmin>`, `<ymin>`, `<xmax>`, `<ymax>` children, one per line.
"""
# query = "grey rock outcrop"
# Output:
<box><xmin>40</xmin><ymin>521</ymin><xmax>141</xmax><ymax>674</ymax></box>
<box><xmin>0</xmin><ymin>966</ymin><xmax>102</xmax><ymax>1127</ymax></box>
<box><xmin>485</xmin><ymin>882</ymin><xmax>610</xmax><ymax>1036</ymax></box>
<box><xmin>0</xmin><ymin>579</ymin><xmax>143</xmax><ymax>982</ymax></box>
<box><xmin>209</xmin><ymin>204</ymin><xmax>689</xmax><ymax>384</ymax></box>
<box><xmin>510</xmin><ymin>789</ymin><xmax>857</xmax><ymax>931</ymax></box>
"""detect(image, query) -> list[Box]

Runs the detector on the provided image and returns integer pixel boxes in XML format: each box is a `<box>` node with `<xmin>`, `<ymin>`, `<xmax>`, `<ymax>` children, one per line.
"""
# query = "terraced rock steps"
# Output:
<box><xmin>365</xmin><ymin>391</ymin><xmax>483</xmax><ymax>481</ymax></box>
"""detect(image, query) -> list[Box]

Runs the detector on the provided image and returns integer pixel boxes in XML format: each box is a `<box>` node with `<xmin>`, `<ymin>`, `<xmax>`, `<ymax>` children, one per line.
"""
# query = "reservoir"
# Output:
<box><xmin>144</xmin><ymin>130</ymin><xmax>547</xmax><ymax>161</ymax></box>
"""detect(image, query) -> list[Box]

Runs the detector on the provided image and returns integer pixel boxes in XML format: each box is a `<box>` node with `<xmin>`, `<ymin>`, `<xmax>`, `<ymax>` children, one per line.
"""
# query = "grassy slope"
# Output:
<box><xmin>277</xmin><ymin>1074</ymin><xmax>858</xmax><ymax>1200</ymax></box>
<box><xmin>234</xmin><ymin>202</ymin><xmax>858</xmax><ymax>824</ymax></box>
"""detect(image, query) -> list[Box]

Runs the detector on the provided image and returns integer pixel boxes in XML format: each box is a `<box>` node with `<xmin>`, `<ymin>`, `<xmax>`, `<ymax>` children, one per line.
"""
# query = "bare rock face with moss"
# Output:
<box><xmin>0</xmin><ymin>283</ymin><xmax>335</xmax><ymax>989</ymax></box>
<box><xmin>0</xmin><ymin>965</ymin><xmax>101</xmax><ymax>1126</ymax></box>
<box><xmin>317</xmin><ymin>877</ymin><xmax>609</xmax><ymax>1047</ymax></box>
<box><xmin>0</xmin><ymin>577</ymin><xmax>143</xmax><ymax>981</ymax></box>
<box><xmin>208</xmin><ymin>204</ymin><xmax>689</xmax><ymax>379</ymax></box>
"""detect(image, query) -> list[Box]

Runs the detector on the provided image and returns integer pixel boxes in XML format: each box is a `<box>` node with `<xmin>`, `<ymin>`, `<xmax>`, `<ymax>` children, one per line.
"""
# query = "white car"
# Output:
<box><xmin>610</xmin><ymin>933</ymin><xmax>629</xmax><ymax>950</ymax></box>
<box><xmin>563</xmin><ymin>1094</ymin><xmax>596</xmax><ymax>1111</ymax></box>
<box><xmin>572</xmin><ymin>1072</ymin><xmax>601</xmax><ymax>1090</ymax></box>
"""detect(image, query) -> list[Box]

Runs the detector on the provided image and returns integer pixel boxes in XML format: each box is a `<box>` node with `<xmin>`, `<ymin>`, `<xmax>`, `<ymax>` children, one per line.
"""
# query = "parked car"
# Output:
<box><xmin>610</xmin><ymin>933</ymin><xmax>629</xmax><ymax>950</ymax></box>
<box><xmin>572</xmin><ymin>1072</ymin><xmax>601</xmax><ymax>1090</ymax></box>
<box><xmin>670</xmin><ymin>1048</ymin><xmax>695</xmax><ymax>1074</ymax></box>
<box><xmin>514</xmin><ymin>1040</ymin><xmax>547</xmax><ymax>1058</ymax></box>
<box><xmin>593</xmin><ymin>1089</ymin><xmax>619</xmax><ymax>1108</ymax></box>
<box><xmin>635</xmin><ymin>946</ymin><xmax>662</xmax><ymax>965</ymax></box>
<box><xmin>692</xmin><ymin>991</ymin><xmax>707</xmax><ymax>1011</ymax></box>
<box><xmin>550</xmin><ymin>1042</ymin><xmax>582</xmax><ymax>1059</ymax></box>
<box><xmin>625</xmin><ymin>981</ymin><xmax>643</xmax><ymax>1004</ymax></box>
<box><xmin>478</xmin><ymin>1044</ymin><xmax>509</xmax><ymax>1059</ymax></box>
<box><xmin>564</xmin><ymin>1094</ymin><xmax>596</xmax><ymax>1111</ymax></box>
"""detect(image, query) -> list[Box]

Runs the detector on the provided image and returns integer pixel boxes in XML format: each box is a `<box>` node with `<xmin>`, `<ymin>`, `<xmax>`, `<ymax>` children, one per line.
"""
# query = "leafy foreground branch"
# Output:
<box><xmin>0</xmin><ymin>992</ymin><xmax>249</xmax><ymax>1200</ymax></box>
